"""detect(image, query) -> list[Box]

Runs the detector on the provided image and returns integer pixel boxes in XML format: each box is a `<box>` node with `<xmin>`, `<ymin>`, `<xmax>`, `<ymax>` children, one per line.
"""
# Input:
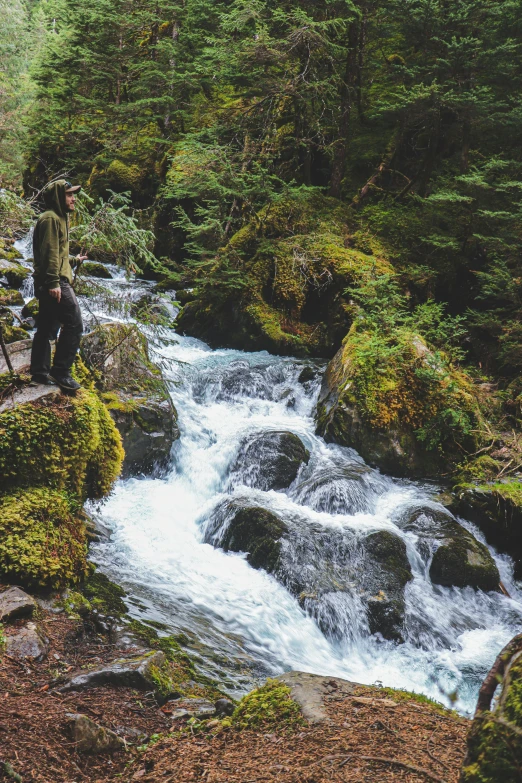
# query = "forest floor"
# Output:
<box><xmin>0</xmin><ymin>606</ymin><xmax>469</xmax><ymax>783</ymax></box>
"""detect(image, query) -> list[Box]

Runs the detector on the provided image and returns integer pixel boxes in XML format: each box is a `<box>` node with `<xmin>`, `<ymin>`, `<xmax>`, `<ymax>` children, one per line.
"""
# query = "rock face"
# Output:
<box><xmin>275</xmin><ymin>671</ymin><xmax>356</xmax><ymax>724</ymax></box>
<box><xmin>363</xmin><ymin>531</ymin><xmax>412</xmax><ymax>642</ymax></box>
<box><xmin>6</xmin><ymin>622</ymin><xmax>49</xmax><ymax>660</ymax></box>
<box><xmin>229</xmin><ymin>431</ymin><xmax>310</xmax><ymax>491</ymax></box>
<box><xmin>66</xmin><ymin>713</ymin><xmax>123</xmax><ymax>754</ymax></box>
<box><xmin>109</xmin><ymin>397</ymin><xmax>179</xmax><ymax>477</ymax></box>
<box><xmin>0</xmin><ymin>259</ymin><xmax>30</xmax><ymax>288</ymax></box>
<box><xmin>206</xmin><ymin>500</ymin><xmax>412</xmax><ymax>642</ymax></box>
<box><xmin>82</xmin><ymin>261</ymin><xmax>113</xmax><ymax>279</ymax></box>
<box><xmin>210</xmin><ymin>502</ymin><xmax>289</xmax><ymax>572</ymax></box>
<box><xmin>399</xmin><ymin>506</ymin><xmax>500</xmax><ymax>592</ymax></box>
<box><xmin>0</xmin><ymin>338</ymin><xmax>32</xmax><ymax>375</ymax></box>
<box><xmin>451</xmin><ymin>482</ymin><xmax>522</xmax><ymax>580</ymax></box>
<box><xmin>60</xmin><ymin>651</ymin><xmax>168</xmax><ymax>695</ymax></box>
<box><xmin>81</xmin><ymin>323</ymin><xmax>179</xmax><ymax>476</ymax></box>
<box><xmin>0</xmin><ymin>586</ymin><xmax>36</xmax><ymax>622</ymax></box>
<box><xmin>316</xmin><ymin>346</ymin><xmax>443</xmax><ymax>478</ymax></box>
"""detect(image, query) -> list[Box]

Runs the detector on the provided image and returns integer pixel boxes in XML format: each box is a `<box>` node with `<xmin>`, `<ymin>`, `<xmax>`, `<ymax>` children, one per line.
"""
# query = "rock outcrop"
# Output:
<box><xmin>0</xmin><ymin>586</ymin><xmax>36</xmax><ymax>622</ymax></box>
<box><xmin>81</xmin><ymin>323</ymin><xmax>179</xmax><ymax>476</ymax></box>
<box><xmin>399</xmin><ymin>505</ymin><xmax>500</xmax><ymax>592</ymax></box>
<box><xmin>228</xmin><ymin>431</ymin><xmax>310</xmax><ymax>491</ymax></box>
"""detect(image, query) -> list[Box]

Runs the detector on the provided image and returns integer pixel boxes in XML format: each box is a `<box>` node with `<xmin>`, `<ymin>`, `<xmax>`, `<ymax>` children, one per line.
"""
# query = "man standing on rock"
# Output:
<box><xmin>30</xmin><ymin>179</ymin><xmax>87</xmax><ymax>391</ymax></box>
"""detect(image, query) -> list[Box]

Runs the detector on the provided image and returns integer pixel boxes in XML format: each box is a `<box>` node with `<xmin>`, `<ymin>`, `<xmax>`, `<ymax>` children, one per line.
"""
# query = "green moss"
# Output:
<box><xmin>0</xmin><ymin>623</ymin><xmax>5</xmax><ymax>652</ymax></box>
<box><xmin>101</xmin><ymin>391</ymin><xmax>142</xmax><ymax>413</ymax></box>
<box><xmin>376</xmin><ymin>686</ymin><xmax>459</xmax><ymax>717</ymax></box>
<box><xmin>0</xmin><ymin>289</ymin><xmax>24</xmax><ymax>306</ymax></box>
<box><xmin>232</xmin><ymin>679</ymin><xmax>304</xmax><ymax>730</ymax></box>
<box><xmin>0</xmin><ymin>262</ymin><xmax>29</xmax><ymax>288</ymax></box>
<box><xmin>82</xmin><ymin>261</ymin><xmax>112</xmax><ymax>279</ymax></box>
<box><xmin>0</xmin><ymin>388</ymin><xmax>124</xmax><ymax>502</ymax></box>
<box><xmin>106</xmin><ymin>159</ymin><xmax>143</xmax><ymax>190</ymax></box>
<box><xmin>60</xmin><ymin>590</ymin><xmax>92</xmax><ymax>618</ymax></box>
<box><xmin>1</xmin><ymin>323</ymin><xmax>30</xmax><ymax>343</ymax></box>
<box><xmin>0</xmin><ymin>488</ymin><xmax>88</xmax><ymax>589</ymax></box>
<box><xmin>82</xmin><ymin>571</ymin><xmax>128</xmax><ymax>617</ymax></box>
<box><xmin>21</xmin><ymin>297</ymin><xmax>39</xmax><ymax>319</ymax></box>
<box><xmin>477</xmin><ymin>480</ymin><xmax>522</xmax><ymax>507</ymax></box>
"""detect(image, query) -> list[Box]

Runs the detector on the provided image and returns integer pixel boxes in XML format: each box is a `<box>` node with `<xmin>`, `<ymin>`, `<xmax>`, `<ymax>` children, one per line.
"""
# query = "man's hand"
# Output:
<box><xmin>49</xmin><ymin>287</ymin><xmax>61</xmax><ymax>302</ymax></box>
<box><xmin>76</xmin><ymin>254</ymin><xmax>88</xmax><ymax>263</ymax></box>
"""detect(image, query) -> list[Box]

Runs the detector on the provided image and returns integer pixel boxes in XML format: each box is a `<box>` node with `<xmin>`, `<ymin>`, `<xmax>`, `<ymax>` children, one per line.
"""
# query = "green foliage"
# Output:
<box><xmin>0</xmin><ymin>487</ymin><xmax>88</xmax><ymax>589</ymax></box>
<box><xmin>71</xmin><ymin>191</ymin><xmax>161</xmax><ymax>276</ymax></box>
<box><xmin>82</xmin><ymin>571</ymin><xmax>128</xmax><ymax>616</ymax></box>
<box><xmin>0</xmin><ymin>388</ymin><xmax>124</xmax><ymax>502</ymax></box>
<box><xmin>0</xmin><ymin>191</ymin><xmax>34</xmax><ymax>237</ymax></box>
<box><xmin>232</xmin><ymin>679</ymin><xmax>304</xmax><ymax>731</ymax></box>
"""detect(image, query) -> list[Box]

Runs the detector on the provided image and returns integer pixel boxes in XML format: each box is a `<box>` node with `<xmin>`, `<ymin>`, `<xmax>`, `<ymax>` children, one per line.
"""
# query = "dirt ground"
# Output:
<box><xmin>0</xmin><ymin>608</ymin><xmax>469</xmax><ymax>783</ymax></box>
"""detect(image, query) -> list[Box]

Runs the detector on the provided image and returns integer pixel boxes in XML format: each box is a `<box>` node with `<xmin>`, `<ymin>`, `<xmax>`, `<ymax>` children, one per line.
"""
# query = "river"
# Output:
<box><xmin>13</xmin><ymin>234</ymin><xmax>522</xmax><ymax>714</ymax></box>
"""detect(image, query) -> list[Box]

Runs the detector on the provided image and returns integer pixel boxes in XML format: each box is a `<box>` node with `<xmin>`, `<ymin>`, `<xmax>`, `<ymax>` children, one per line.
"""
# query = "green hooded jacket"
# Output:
<box><xmin>33</xmin><ymin>180</ymin><xmax>74</xmax><ymax>289</ymax></box>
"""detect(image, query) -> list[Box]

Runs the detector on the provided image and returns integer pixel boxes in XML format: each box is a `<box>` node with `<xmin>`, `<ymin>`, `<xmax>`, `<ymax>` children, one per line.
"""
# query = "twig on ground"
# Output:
<box><xmin>426</xmin><ymin>728</ymin><xmax>450</xmax><ymax>770</ymax></box>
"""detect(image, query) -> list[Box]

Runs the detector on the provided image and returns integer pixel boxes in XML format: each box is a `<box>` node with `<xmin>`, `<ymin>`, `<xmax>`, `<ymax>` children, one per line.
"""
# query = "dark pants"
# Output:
<box><xmin>30</xmin><ymin>279</ymin><xmax>83</xmax><ymax>377</ymax></box>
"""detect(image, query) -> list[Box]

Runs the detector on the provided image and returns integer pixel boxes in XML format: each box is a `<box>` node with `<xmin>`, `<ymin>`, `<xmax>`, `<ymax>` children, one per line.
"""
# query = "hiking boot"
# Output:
<box><xmin>31</xmin><ymin>373</ymin><xmax>56</xmax><ymax>385</ymax></box>
<box><xmin>49</xmin><ymin>371</ymin><xmax>81</xmax><ymax>391</ymax></box>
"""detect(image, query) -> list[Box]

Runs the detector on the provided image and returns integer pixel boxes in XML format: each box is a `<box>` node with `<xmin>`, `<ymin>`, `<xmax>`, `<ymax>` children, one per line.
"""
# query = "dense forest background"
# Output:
<box><xmin>1</xmin><ymin>0</ymin><xmax>522</xmax><ymax>471</ymax></box>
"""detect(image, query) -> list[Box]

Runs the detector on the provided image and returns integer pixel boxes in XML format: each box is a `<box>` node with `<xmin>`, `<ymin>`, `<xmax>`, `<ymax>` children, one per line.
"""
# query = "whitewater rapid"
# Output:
<box><xmin>87</xmin><ymin>331</ymin><xmax>522</xmax><ymax>715</ymax></box>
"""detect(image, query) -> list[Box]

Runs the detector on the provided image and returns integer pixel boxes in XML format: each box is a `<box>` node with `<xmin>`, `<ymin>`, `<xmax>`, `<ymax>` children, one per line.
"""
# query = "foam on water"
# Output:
<box><xmin>89</xmin><ymin>332</ymin><xmax>522</xmax><ymax>714</ymax></box>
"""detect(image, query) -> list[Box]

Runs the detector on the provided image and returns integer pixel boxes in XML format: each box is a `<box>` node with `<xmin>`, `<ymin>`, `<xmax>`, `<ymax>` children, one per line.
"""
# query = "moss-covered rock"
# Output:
<box><xmin>0</xmin><ymin>259</ymin><xmax>30</xmax><ymax>288</ymax></box>
<box><xmin>0</xmin><ymin>388</ymin><xmax>124</xmax><ymax>502</ymax></box>
<box><xmin>451</xmin><ymin>481</ymin><xmax>522</xmax><ymax>580</ymax></box>
<box><xmin>0</xmin><ymin>488</ymin><xmax>88</xmax><ymax>589</ymax></box>
<box><xmin>1</xmin><ymin>323</ymin><xmax>30</xmax><ymax>343</ymax></box>
<box><xmin>106</xmin><ymin>159</ymin><xmax>144</xmax><ymax>192</ymax></box>
<box><xmin>316</xmin><ymin>327</ymin><xmax>484</xmax><ymax>478</ymax></box>
<box><xmin>21</xmin><ymin>297</ymin><xmax>38</xmax><ymax>319</ymax></box>
<box><xmin>229</xmin><ymin>431</ymin><xmax>310</xmax><ymax>491</ymax></box>
<box><xmin>400</xmin><ymin>506</ymin><xmax>500</xmax><ymax>591</ymax></box>
<box><xmin>81</xmin><ymin>323</ymin><xmax>179</xmax><ymax>476</ymax></box>
<box><xmin>231</xmin><ymin>679</ymin><xmax>304</xmax><ymax>730</ymax></box>
<box><xmin>215</xmin><ymin>502</ymin><xmax>289</xmax><ymax>573</ymax></box>
<box><xmin>363</xmin><ymin>530</ymin><xmax>412</xmax><ymax>642</ymax></box>
<box><xmin>177</xmin><ymin>194</ymin><xmax>394</xmax><ymax>357</ymax></box>
<box><xmin>0</xmin><ymin>288</ymin><xmax>24</xmax><ymax>306</ymax></box>
<box><xmin>82</xmin><ymin>261</ymin><xmax>112</xmax><ymax>279</ymax></box>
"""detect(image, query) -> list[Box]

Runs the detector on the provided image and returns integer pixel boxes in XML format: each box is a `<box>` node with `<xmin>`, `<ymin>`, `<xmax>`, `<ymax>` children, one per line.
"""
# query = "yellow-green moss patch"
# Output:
<box><xmin>0</xmin><ymin>488</ymin><xmax>88</xmax><ymax>589</ymax></box>
<box><xmin>231</xmin><ymin>679</ymin><xmax>305</xmax><ymax>731</ymax></box>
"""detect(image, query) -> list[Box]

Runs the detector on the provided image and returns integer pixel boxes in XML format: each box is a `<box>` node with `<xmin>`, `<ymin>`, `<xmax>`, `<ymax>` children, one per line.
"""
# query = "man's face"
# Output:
<box><xmin>65</xmin><ymin>192</ymin><xmax>77</xmax><ymax>212</ymax></box>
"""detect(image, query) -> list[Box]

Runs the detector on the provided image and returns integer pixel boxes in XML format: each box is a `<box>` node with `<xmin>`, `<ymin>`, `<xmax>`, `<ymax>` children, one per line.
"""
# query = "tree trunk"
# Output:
<box><xmin>329</xmin><ymin>21</ymin><xmax>359</xmax><ymax>198</ymax></box>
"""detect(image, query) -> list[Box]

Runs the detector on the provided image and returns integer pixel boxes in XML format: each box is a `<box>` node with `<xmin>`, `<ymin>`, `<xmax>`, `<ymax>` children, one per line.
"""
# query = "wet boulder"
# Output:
<box><xmin>82</xmin><ymin>261</ymin><xmax>113</xmax><ymax>279</ymax></box>
<box><xmin>450</xmin><ymin>481</ymin><xmax>522</xmax><ymax>580</ymax></box>
<box><xmin>0</xmin><ymin>259</ymin><xmax>30</xmax><ymax>288</ymax></box>
<box><xmin>229</xmin><ymin>430</ymin><xmax>310</xmax><ymax>491</ymax></box>
<box><xmin>21</xmin><ymin>297</ymin><xmax>39</xmax><ymax>319</ymax></box>
<box><xmin>361</xmin><ymin>531</ymin><xmax>412</xmax><ymax>643</ymax></box>
<box><xmin>400</xmin><ymin>506</ymin><xmax>500</xmax><ymax>592</ymax></box>
<box><xmin>207</xmin><ymin>501</ymin><xmax>289</xmax><ymax>573</ymax></box>
<box><xmin>81</xmin><ymin>323</ymin><xmax>180</xmax><ymax>476</ymax></box>
<box><xmin>131</xmin><ymin>291</ymin><xmax>178</xmax><ymax>326</ymax></box>
<box><xmin>0</xmin><ymin>288</ymin><xmax>24</xmax><ymax>306</ymax></box>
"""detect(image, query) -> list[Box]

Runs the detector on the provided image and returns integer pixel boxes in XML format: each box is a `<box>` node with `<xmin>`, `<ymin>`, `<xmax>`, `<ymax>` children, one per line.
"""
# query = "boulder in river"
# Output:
<box><xmin>0</xmin><ymin>259</ymin><xmax>30</xmax><ymax>288</ymax></box>
<box><xmin>290</xmin><ymin>464</ymin><xmax>379</xmax><ymax>516</ymax></box>
<box><xmin>82</xmin><ymin>261</ymin><xmax>113</xmax><ymax>279</ymax></box>
<box><xmin>361</xmin><ymin>530</ymin><xmax>413</xmax><ymax>643</ymax></box>
<box><xmin>399</xmin><ymin>506</ymin><xmax>500</xmax><ymax>592</ymax></box>
<box><xmin>450</xmin><ymin>481</ymin><xmax>522</xmax><ymax>580</ymax></box>
<box><xmin>229</xmin><ymin>431</ymin><xmax>310</xmax><ymax>491</ymax></box>
<box><xmin>209</xmin><ymin>501</ymin><xmax>289</xmax><ymax>573</ymax></box>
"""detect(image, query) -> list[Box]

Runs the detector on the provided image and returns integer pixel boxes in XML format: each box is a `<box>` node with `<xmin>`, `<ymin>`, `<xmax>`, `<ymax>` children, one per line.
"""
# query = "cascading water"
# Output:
<box><xmin>12</xmin><ymin>237</ymin><xmax>522</xmax><ymax>714</ymax></box>
<box><xmin>87</xmin><ymin>331</ymin><xmax>522</xmax><ymax>714</ymax></box>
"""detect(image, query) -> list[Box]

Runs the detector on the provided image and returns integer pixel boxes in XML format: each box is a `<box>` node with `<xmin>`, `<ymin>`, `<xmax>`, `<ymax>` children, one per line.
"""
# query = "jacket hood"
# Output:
<box><xmin>42</xmin><ymin>180</ymin><xmax>68</xmax><ymax>218</ymax></box>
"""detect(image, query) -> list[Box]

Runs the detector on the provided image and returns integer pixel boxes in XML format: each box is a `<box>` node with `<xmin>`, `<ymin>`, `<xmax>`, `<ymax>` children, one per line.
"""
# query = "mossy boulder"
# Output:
<box><xmin>316</xmin><ymin>327</ymin><xmax>483</xmax><ymax>478</ymax></box>
<box><xmin>21</xmin><ymin>297</ymin><xmax>39</xmax><ymax>319</ymax></box>
<box><xmin>106</xmin><ymin>159</ymin><xmax>143</xmax><ymax>192</ymax></box>
<box><xmin>82</xmin><ymin>261</ymin><xmax>112</xmax><ymax>279</ymax></box>
<box><xmin>0</xmin><ymin>288</ymin><xmax>24</xmax><ymax>306</ymax></box>
<box><xmin>451</xmin><ymin>481</ymin><xmax>522</xmax><ymax>580</ymax></box>
<box><xmin>0</xmin><ymin>259</ymin><xmax>30</xmax><ymax>288</ymax></box>
<box><xmin>229</xmin><ymin>431</ymin><xmax>310</xmax><ymax>491</ymax></box>
<box><xmin>1</xmin><ymin>323</ymin><xmax>30</xmax><ymax>343</ymax></box>
<box><xmin>400</xmin><ymin>506</ymin><xmax>500</xmax><ymax>591</ymax></box>
<box><xmin>177</xmin><ymin>194</ymin><xmax>394</xmax><ymax>357</ymax></box>
<box><xmin>130</xmin><ymin>291</ymin><xmax>178</xmax><ymax>326</ymax></box>
<box><xmin>81</xmin><ymin>323</ymin><xmax>179</xmax><ymax>476</ymax></box>
<box><xmin>0</xmin><ymin>388</ymin><xmax>124</xmax><ymax>502</ymax></box>
<box><xmin>232</xmin><ymin>679</ymin><xmax>304</xmax><ymax>730</ymax></box>
<box><xmin>0</xmin><ymin>488</ymin><xmax>88</xmax><ymax>589</ymax></box>
<box><xmin>210</xmin><ymin>502</ymin><xmax>289</xmax><ymax>573</ymax></box>
<box><xmin>362</xmin><ymin>530</ymin><xmax>412</xmax><ymax>642</ymax></box>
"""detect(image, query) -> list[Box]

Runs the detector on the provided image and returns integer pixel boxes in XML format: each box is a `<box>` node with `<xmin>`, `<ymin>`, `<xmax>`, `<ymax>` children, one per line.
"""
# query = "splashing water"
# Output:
<box><xmin>87</xmin><ymin>333</ymin><xmax>522</xmax><ymax>714</ymax></box>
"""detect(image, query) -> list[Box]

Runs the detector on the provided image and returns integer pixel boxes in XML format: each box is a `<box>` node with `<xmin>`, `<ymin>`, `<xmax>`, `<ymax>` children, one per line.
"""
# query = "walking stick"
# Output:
<box><xmin>0</xmin><ymin>322</ymin><xmax>14</xmax><ymax>373</ymax></box>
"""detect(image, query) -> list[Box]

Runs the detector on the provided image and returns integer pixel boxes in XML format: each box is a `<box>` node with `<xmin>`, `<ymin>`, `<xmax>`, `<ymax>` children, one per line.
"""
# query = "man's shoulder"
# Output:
<box><xmin>36</xmin><ymin>210</ymin><xmax>61</xmax><ymax>225</ymax></box>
